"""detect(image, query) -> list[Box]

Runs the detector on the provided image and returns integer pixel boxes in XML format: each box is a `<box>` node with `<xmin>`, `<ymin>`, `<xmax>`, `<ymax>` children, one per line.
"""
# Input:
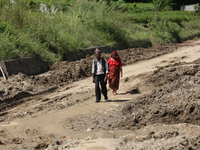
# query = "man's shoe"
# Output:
<box><xmin>104</xmin><ymin>96</ymin><xmax>108</xmax><ymax>100</ymax></box>
<box><xmin>96</xmin><ymin>100</ymin><xmax>100</xmax><ymax>103</ymax></box>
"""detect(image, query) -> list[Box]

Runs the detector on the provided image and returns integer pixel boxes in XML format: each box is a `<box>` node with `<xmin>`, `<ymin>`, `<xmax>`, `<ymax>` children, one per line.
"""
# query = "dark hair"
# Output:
<box><xmin>95</xmin><ymin>48</ymin><xmax>101</xmax><ymax>54</ymax></box>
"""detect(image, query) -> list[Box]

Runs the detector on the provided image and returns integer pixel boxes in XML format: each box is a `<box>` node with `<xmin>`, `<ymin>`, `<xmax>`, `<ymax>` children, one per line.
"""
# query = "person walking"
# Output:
<box><xmin>92</xmin><ymin>48</ymin><xmax>109</xmax><ymax>103</ymax></box>
<box><xmin>107</xmin><ymin>51</ymin><xmax>123</xmax><ymax>95</ymax></box>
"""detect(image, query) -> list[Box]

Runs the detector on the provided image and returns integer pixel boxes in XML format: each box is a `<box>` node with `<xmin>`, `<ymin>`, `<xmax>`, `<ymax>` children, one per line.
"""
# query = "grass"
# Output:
<box><xmin>0</xmin><ymin>0</ymin><xmax>200</xmax><ymax>64</ymax></box>
<box><xmin>123</xmin><ymin>11</ymin><xmax>197</xmax><ymax>23</ymax></box>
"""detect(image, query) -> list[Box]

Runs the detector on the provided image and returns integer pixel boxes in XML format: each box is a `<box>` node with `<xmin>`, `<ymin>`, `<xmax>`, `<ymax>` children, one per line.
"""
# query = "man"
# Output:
<box><xmin>92</xmin><ymin>48</ymin><xmax>108</xmax><ymax>103</ymax></box>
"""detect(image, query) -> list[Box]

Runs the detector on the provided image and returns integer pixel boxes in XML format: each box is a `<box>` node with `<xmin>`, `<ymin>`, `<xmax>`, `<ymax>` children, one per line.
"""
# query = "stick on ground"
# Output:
<box><xmin>0</xmin><ymin>66</ymin><xmax>7</xmax><ymax>80</ymax></box>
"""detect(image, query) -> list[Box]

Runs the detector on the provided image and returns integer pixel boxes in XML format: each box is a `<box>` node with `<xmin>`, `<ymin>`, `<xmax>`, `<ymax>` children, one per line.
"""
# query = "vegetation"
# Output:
<box><xmin>152</xmin><ymin>0</ymin><xmax>172</xmax><ymax>21</ymax></box>
<box><xmin>194</xmin><ymin>3</ymin><xmax>200</xmax><ymax>13</ymax></box>
<box><xmin>0</xmin><ymin>0</ymin><xmax>200</xmax><ymax>64</ymax></box>
<box><xmin>124</xmin><ymin>0</ymin><xmax>199</xmax><ymax>6</ymax></box>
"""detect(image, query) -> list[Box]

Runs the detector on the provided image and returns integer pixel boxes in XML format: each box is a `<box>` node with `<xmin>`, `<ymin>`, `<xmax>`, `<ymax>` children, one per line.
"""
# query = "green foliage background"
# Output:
<box><xmin>0</xmin><ymin>0</ymin><xmax>200</xmax><ymax>64</ymax></box>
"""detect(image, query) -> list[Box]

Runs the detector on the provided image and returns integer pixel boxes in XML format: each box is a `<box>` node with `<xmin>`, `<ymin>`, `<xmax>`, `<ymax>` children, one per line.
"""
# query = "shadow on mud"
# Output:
<box><xmin>117</xmin><ymin>88</ymin><xmax>141</xmax><ymax>95</ymax></box>
<box><xmin>104</xmin><ymin>99</ymin><xmax>129</xmax><ymax>103</ymax></box>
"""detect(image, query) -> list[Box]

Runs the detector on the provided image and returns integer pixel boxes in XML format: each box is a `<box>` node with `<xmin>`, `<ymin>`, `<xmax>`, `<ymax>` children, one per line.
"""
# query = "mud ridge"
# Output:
<box><xmin>65</xmin><ymin>63</ymin><xmax>200</xmax><ymax>131</ymax></box>
<box><xmin>0</xmin><ymin>44</ymin><xmax>177</xmax><ymax>115</ymax></box>
<box><xmin>1</xmin><ymin>43</ymin><xmax>200</xmax><ymax>150</ymax></box>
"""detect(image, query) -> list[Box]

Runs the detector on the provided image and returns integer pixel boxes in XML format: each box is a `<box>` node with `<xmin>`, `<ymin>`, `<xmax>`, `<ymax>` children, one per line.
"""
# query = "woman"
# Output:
<box><xmin>107</xmin><ymin>51</ymin><xmax>122</xmax><ymax>95</ymax></box>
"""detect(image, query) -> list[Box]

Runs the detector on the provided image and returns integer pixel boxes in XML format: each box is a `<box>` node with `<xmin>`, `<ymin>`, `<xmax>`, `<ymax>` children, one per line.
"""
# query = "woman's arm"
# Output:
<box><xmin>120</xmin><ymin>67</ymin><xmax>122</xmax><ymax>77</ymax></box>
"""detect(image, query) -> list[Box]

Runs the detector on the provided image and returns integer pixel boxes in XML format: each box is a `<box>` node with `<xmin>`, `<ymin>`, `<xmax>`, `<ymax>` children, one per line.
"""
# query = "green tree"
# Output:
<box><xmin>194</xmin><ymin>3</ymin><xmax>200</xmax><ymax>13</ymax></box>
<box><xmin>153</xmin><ymin>0</ymin><xmax>172</xmax><ymax>21</ymax></box>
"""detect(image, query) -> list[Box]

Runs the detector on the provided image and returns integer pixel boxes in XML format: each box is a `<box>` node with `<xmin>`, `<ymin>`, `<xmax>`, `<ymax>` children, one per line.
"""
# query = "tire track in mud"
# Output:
<box><xmin>0</xmin><ymin>87</ymin><xmax>58</xmax><ymax>113</ymax></box>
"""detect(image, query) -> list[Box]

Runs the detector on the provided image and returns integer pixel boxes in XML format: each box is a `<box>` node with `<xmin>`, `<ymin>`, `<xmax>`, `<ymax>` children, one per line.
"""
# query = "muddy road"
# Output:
<box><xmin>0</xmin><ymin>42</ymin><xmax>200</xmax><ymax>150</ymax></box>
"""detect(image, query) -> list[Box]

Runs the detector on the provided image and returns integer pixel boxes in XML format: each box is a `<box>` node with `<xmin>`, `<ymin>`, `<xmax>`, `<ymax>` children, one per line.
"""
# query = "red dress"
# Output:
<box><xmin>107</xmin><ymin>57</ymin><xmax>122</xmax><ymax>90</ymax></box>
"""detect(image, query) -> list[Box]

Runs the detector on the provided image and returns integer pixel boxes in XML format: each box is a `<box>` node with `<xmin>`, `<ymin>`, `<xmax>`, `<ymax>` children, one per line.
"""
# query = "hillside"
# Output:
<box><xmin>0</xmin><ymin>0</ymin><xmax>200</xmax><ymax>64</ymax></box>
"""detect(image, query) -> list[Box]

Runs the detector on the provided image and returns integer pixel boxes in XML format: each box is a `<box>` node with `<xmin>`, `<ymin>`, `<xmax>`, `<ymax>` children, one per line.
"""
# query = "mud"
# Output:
<box><xmin>66</xmin><ymin>64</ymin><xmax>200</xmax><ymax>131</ymax></box>
<box><xmin>0</xmin><ymin>128</ymin><xmax>55</xmax><ymax>150</ymax></box>
<box><xmin>0</xmin><ymin>44</ymin><xmax>177</xmax><ymax>112</ymax></box>
<box><xmin>1</xmin><ymin>43</ymin><xmax>200</xmax><ymax>150</ymax></box>
<box><xmin>0</xmin><ymin>44</ymin><xmax>176</xmax><ymax>96</ymax></box>
<box><xmin>61</xmin><ymin>46</ymin><xmax>200</xmax><ymax>149</ymax></box>
<box><xmin>46</xmin><ymin>129</ymin><xmax>200</xmax><ymax>150</ymax></box>
<box><xmin>145</xmin><ymin>60</ymin><xmax>200</xmax><ymax>86</ymax></box>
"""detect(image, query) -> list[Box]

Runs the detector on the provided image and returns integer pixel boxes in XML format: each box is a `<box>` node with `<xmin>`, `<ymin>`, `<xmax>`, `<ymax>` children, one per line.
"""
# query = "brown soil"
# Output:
<box><xmin>1</xmin><ymin>42</ymin><xmax>200</xmax><ymax>150</ymax></box>
<box><xmin>0</xmin><ymin>43</ymin><xmax>176</xmax><ymax>112</ymax></box>
<box><xmin>66</xmin><ymin>68</ymin><xmax>200</xmax><ymax>131</ymax></box>
<box><xmin>62</xmin><ymin>45</ymin><xmax>200</xmax><ymax>149</ymax></box>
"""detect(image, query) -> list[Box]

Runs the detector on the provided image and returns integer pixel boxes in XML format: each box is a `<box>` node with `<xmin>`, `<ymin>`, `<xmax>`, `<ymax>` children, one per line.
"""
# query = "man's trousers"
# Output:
<box><xmin>95</xmin><ymin>74</ymin><xmax>107</xmax><ymax>102</ymax></box>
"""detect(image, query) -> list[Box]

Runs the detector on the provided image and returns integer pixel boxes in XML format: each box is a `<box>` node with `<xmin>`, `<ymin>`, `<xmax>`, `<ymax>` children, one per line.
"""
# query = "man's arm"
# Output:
<box><xmin>92</xmin><ymin>60</ymin><xmax>95</xmax><ymax>83</ymax></box>
<box><xmin>92</xmin><ymin>73</ymin><xmax>95</xmax><ymax>83</ymax></box>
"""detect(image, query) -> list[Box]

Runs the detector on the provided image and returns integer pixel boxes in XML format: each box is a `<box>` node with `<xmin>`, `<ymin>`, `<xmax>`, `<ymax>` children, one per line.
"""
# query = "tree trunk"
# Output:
<box><xmin>154</xmin><ymin>10</ymin><xmax>158</xmax><ymax>22</ymax></box>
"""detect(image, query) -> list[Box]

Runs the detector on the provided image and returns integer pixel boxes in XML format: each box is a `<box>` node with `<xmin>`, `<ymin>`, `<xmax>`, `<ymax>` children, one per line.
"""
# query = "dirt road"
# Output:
<box><xmin>0</xmin><ymin>43</ymin><xmax>200</xmax><ymax>150</ymax></box>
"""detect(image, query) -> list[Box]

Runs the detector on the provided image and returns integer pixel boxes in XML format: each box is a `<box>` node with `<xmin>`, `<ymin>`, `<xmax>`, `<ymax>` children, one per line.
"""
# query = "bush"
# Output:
<box><xmin>0</xmin><ymin>20</ymin><xmax>55</xmax><ymax>64</ymax></box>
<box><xmin>179</xmin><ymin>19</ymin><xmax>200</xmax><ymax>40</ymax></box>
<box><xmin>109</xmin><ymin>2</ymin><xmax>172</xmax><ymax>13</ymax></box>
<box><xmin>149</xmin><ymin>20</ymin><xmax>181</xmax><ymax>43</ymax></box>
<box><xmin>194</xmin><ymin>3</ymin><xmax>200</xmax><ymax>14</ymax></box>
